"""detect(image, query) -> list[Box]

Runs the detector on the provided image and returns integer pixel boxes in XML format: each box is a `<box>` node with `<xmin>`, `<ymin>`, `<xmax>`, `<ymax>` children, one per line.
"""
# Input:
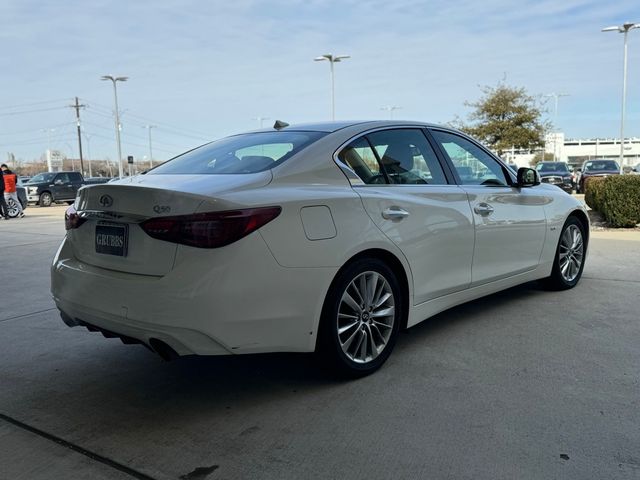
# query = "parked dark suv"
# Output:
<box><xmin>25</xmin><ymin>171</ymin><xmax>84</xmax><ymax>206</ymax></box>
<box><xmin>535</xmin><ymin>161</ymin><xmax>574</xmax><ymax>193</ymax></box>
<box><xmin>577</xmin><ymin>159</ymin><xmax>620</xmax><ymax>193</ymax></box>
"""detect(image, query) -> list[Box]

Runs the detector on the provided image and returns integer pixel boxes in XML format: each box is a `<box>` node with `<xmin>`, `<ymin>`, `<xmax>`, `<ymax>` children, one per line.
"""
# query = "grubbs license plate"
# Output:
<box><xmin>95</xmin><ymin>222</ymin><xmax>128</xmax><ymax>256</ymax></box>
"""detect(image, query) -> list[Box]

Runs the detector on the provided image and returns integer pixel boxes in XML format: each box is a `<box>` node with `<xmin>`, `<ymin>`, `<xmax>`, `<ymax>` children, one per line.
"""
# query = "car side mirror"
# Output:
<box><xmin>516</xmin><ymin>167</ymin><xmax>540</xmax><ymax>187</ymax></box>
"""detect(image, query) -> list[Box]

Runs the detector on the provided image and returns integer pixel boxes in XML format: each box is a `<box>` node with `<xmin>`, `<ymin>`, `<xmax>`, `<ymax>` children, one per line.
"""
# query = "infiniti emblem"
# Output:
<box><xmin>98</xmin><ymin>194</ymin><xmax>113</xmax><ymax>207</ymax></box>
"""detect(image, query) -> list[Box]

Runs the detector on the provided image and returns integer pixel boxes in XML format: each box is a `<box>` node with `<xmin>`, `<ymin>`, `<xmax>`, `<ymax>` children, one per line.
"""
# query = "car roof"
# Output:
<box><xmin>243</xmin><ymin>120</ymin><xmax>442</xmax><ymax>134</ymax></box>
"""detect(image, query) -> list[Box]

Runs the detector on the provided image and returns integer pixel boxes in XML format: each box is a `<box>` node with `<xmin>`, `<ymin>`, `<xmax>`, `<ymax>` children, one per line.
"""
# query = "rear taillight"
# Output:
<box><xmin>65</xmin><ymin>204</ymin><xmax>87</xmax><ymax>230</ymax></box>
<box><xmin>140</xmin><ymin>206</ymin><xmax>281</xmax><ymax>248</ymax></box>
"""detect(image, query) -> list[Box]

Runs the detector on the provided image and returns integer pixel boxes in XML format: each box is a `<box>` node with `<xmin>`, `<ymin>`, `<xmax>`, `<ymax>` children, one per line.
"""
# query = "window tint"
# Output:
<box><xmin>366</xmin><ymin>129</ymin><xmax>447</xmax><ymax>185</ymax></box>
<box><xmin>337</xmin><ymin>137</ymin><xmax>386</xmax><ymax>184</ymax></box>
<box><xmin>431</xmin><ymin>130</ymin><xmax>508</xmax><ymax>186</ymax></box>
<box><xmin>150</xmin><ymin>131</ymin><xmax>326</xmax><ymax>175</ymax></box>
<box><xmin>56</xmin><ymin>173</ymin><xmax>70</xmax><ymax>183</ymax></box>
<box><xmin>69</xmin><ymin>172</ymin><xmax>83</xmax><ymax>182</ymax></box>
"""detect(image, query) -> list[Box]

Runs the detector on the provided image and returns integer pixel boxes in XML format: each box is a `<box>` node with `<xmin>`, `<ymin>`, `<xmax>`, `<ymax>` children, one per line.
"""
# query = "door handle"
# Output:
<box><xmin>382</xmin><ymin>207</ymin><xmax>410</xmax><ymax>220</ymax></box>
<box><xmin>474</xmin><ymin>203</ymin><xmax>494</xmax><ymax>216</ymax></box>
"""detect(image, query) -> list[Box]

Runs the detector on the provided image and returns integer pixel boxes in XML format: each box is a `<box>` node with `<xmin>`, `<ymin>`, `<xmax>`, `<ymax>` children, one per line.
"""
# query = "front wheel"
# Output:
<box><xmin>317</xmin><ymin>258</ymin><xmax>403</xmax><ymax>377</ymax></box>
<box><xmin>543</xmin><ymin>216</ymin><xmax>586</xmax><ymax>290</ymax></box>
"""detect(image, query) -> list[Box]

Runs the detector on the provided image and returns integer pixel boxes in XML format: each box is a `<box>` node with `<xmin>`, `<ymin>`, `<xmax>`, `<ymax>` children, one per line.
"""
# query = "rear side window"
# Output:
<box><xmin>69</xmin><ymin>172</ymin><xmax>83</xmax><ymax>182</ymax></box>
<box><xmin>149</xmin><ymin>131</ymin><xmax>327</xmax><ymax>174</ymax></box>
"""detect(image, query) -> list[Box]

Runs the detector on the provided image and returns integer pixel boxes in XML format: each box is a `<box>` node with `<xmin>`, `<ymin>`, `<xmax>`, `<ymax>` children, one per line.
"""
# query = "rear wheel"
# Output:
<box><xmin>544</xmin><ymin>216</ymin><xmax>586</xmax><ymax>290</ymax></box>
<box><xmin>318</xmin><ymin>258</ymin><xmax>403</xmax><ymax>377</ymax></box>
<box><xmin>39</xmin><ymin>192</ymin><xmax>52</xmax><ymax>207</ymax></box>
<box><xmin>6</xmin><ymin>197</ymin><xmax>19</xmax><ymax>218</ymax></box>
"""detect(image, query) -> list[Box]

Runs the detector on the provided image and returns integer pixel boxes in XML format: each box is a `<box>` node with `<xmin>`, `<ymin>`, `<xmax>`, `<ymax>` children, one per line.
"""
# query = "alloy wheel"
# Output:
<box><xmin>558</xmin><ymin>224</ymin><xmax>584</xmax><ymax>283</ymax></box>
<box><xmin>337</xmin><ymin>271</ymin><xmax>395</xmax><ymax>364</ymax></box>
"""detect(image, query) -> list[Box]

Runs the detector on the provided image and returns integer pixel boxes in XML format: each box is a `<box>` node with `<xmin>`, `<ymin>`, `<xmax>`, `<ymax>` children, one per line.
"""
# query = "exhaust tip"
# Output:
<box><xmin>60</xmin><ymin>311</ymin><xmax>80</xmax><ymax>327</ymax></box>
<box><xmin>149</xmin><ymin>338</ymin><xmax>179</xmax><ymax>361</ymax></box>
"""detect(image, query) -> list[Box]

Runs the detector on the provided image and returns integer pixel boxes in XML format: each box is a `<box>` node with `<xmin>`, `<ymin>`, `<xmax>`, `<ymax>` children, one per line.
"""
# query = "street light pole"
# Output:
<box><xmin>101</xmin><ymin>75</ymin><xmax>128</xmax><ymax>178</ymax></box>
<box><xmin>314</xmin><ymin>54</ymin><xmax>350</xmax><ymax>120</ymax></box>
<box><xmin>252</xmin><ymin>116</ymin><xmax>270</xmax><ymax>128</ymax></box>
<box><xmin>543</xmin><ymin>93</ymin><xmax>569</xmax><ymax>161</ymax></box>
<box><xmin>143</xmin><ymin>125</ymin><xmax>156</xmax><ymax>169</ymax></box>
<box><xmin>380</xmin><ymin>105</ymin><xmax>402</xmax><ymax>119</ymax></box>
<box><xmin>83</xmin><ymin>131</ymin><xmax>92</xmax><ymax>177</ymax></box>
<box><xmin>602</xmin><ymin>22</ymin><xmax>639</xmax><ymax>173</ymax></box>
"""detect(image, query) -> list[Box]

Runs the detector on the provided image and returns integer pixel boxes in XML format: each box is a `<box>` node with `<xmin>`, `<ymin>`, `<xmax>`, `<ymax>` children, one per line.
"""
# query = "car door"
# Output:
<box><xmin>429</xmin><ymin>129</ymin><xmax>548</xmax><ymax>285</ymax></box>
<box><xmin>53</xmin><ymin>173</ymin><xmax>72</xmax><ymax>199</ymax></box>
<box><xmin>337</xmin><ymin>128</ymin><xmax>475</xmax><ymax>305</ymax></box>
<box><xmin>68</xmin><ymin>172</ymin><xmax>84</xmax><ymax>198</ymax></box>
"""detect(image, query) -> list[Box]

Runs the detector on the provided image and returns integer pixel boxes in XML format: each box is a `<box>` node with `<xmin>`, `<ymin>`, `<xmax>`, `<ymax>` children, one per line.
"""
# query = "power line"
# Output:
<box><xmin>0</xmin><ymin>98</ymin><xmax>70</xmax><ymax>111</ymax></box>
<box><xmin>0</xmin><ymin>106</ymin><xmax>68</xmax><ymax>117</ymax></box>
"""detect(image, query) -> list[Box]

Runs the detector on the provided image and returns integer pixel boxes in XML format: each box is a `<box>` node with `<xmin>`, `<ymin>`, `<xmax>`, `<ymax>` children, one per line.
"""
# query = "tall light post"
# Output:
<box><xmin>543</xmin><ymin>93</ymin><xmax>569</xmax><ymax>161</ymax></box>
<box><xmin>314</xmin><ymin>54</ymin><xmax>350</xmax><ymax>120</ymax></box>
<box><xmin>42</xmin><ymin>128</ymin><xmax>56</xmax><ymax>172</ymax></box>
<box><xmin>380</xmin><ymin>105</ymin><xmax>402</xmax><ymax>119</ymax></box>
<box><xmin>82</xmin><ymin>131</ymin><xmax>92</xmax><ymax>177</ymax></box>
<box><xmin>142</xmin><ymin>125</ymin><xmax>156</xmax><ymax>169</ymax></box>
<box><xmin>101</xmin><ymin>75</ymin><xmax>128</xmax><ymax>178</ymax></box>
<box><xmin>252</xmin><ymin>116</ymin><xmax>270</xmax><ymax>128</ymax></box>
<box><xmin>602</xmin><ymin>22</ymin><xmax>639</xmax><ymax>173</ymax></box>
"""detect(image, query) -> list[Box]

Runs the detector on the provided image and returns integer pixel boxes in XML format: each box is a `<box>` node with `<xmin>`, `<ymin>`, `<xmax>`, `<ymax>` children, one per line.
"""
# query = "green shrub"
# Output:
<box><xmin>584</xmin><ymin>176</ymin><xmax>606</xmax><ymax>211</ymax></box>
<box><xmin>599</xmin><ymin>175</ymin><xmax>640</xmax><ymax>228</ymax></box>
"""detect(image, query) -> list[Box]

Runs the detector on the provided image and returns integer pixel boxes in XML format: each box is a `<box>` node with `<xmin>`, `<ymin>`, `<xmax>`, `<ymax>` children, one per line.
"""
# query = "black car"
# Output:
<box><xmin>535</xmin><ymin>161</ymin><xmax>574</xmax><ymax>193</ymax></box>
<box><xmin>25</xmin><ymin>171</ymin><xmax>85</xmax><ymax>206</ymax></box>
<box><xmin>578</xmin><ymin>159</ymin><xmax>620</xmax><ymax>193</ymax></box>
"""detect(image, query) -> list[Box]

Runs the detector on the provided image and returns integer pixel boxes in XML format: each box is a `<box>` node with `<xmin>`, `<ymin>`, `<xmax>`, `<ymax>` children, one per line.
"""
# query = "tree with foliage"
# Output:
<box><xmin>456</xmin><ymin>84</ymin><xmax>548</xmax><ymax>156</ymax></box>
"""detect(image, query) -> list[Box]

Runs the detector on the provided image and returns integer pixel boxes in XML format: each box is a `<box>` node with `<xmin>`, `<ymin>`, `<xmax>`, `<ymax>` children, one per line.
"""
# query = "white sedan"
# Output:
<box><xmin>52</xmin><ymin>121</ymin><xmax>588</xmax><ymax>376</ymax></box>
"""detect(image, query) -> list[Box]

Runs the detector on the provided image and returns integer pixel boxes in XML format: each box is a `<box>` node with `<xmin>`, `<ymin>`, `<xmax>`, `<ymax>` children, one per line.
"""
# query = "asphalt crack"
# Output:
<box><xmin>0</xmin><ymin>307</ymin><xmax>56</xmax><ymax>324</ymax></box>
<box><xmin>0</xmin><ymin>413</ymin><xmax>158</xmax><ymax>480</ymax></box>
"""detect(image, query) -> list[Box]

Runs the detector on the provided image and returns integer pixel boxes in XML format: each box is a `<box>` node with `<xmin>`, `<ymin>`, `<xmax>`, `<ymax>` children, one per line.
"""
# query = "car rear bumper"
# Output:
<box><xmin>51</xmin><ymin>235</ymin><xmax>335</xmax><ymax>356</ymax></box>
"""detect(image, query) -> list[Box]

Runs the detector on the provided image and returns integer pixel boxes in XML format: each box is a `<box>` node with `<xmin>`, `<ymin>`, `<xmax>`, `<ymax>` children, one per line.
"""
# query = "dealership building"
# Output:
<box><xmin>504</xmin><ymin>133</ymin><xmax>640</xmax><ymax>170</ymax></box>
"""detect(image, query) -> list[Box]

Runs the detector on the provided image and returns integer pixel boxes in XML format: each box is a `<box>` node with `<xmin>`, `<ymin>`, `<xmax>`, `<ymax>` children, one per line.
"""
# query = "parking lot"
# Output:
<box><xmin>1</xmin><ymin>204</ymin><xmax>639</xmax><ymax>480</ymax></box>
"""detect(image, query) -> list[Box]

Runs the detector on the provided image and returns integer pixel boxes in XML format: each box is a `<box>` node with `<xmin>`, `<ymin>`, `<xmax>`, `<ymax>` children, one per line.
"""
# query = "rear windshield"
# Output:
<box><xmin>536</xmin><ymin>162</ymin><xmax>569</xmax><ymax>172</ymax></box>
<box><xmin>149</xmin><ymin>131</ymin><xmax>327</xmax><ymax>175</ymax></box>
<box><xmin>584</xmin><ymin>160</ymin><xmax>619</xmax><ymax>172</ymax></box>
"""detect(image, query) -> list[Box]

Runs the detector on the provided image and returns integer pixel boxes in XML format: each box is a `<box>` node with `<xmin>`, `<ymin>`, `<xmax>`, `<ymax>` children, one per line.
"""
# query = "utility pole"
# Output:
<box><xmin>70</xmin><ymin>97</ymin><xmax>86</xmax><ymax>174</ymax></box>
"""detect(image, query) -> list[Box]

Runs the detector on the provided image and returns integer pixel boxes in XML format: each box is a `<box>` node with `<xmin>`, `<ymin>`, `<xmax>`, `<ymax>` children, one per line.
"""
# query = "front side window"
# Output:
<box><xmin>149</xmin><ymin>131</ymin><xmax>327</xmax><ymax>175</ymax></box>
<box><xmin>431</xmin><ymin>130</ymin><xmax>508</xmax><ymax>186</ymax></box>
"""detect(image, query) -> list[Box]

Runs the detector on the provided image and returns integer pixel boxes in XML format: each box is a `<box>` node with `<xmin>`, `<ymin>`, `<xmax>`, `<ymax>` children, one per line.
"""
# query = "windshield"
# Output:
<box><xmin>28</xmin><ymin>173</ymin><xmax>56</xmax><ymax>183</ymax></box>
<box><xmin>536</xmin><ymin>162</ymin><xmax>569</xmax><ymax>173</ymax></box>
<box><xmin>584</xmin><ymin>160</ymin><xmax>619</xmax><ymax>172</ymax></box>
<box><xmin>149</xmin><ymin>131</ymin><xmax>327</xmax><ymax>175</ymax></box>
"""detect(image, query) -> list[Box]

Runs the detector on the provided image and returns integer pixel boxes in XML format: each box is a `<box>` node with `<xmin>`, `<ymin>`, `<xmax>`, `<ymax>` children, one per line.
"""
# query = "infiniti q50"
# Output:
<box><xmin>52</xmin><ymin>121</ymin><xmax>588</xmax><ymax>376</ymax></box>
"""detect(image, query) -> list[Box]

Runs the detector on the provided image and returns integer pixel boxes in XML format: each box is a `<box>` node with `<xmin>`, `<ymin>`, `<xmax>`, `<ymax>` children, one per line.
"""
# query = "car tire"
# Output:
<box><xmin>39</xmin><ymin>192</ymin><xmax>53</xmax><ymax>207</ymax></box>
<box><xmin>543</xmin><ymin>216</ymin><xmax>586</xmax><ymax>291</ymax></box>
<box><xmin>317</xmin><ymin>258</ymin><xmax>403</xmax><ymax>377</ymax></box>
<box><xmin>6</xmin><ymin>197</ymin><xmax>19</xmax><ymax>218</ymax></box>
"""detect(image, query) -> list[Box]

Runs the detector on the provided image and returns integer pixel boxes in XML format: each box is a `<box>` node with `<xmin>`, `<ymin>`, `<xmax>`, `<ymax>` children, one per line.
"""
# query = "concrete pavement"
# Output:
<box><xmin>1</xmin><ymin>205</ymin><xmax>639</xmax><ymax>479</ymax></box>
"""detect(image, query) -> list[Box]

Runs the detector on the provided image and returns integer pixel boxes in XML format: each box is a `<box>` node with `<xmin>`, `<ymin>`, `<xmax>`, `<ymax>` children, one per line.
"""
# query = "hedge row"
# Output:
<box><xmin>584</xmin><ymin>175</ymin><xmax>640</xmax><ymax>228</ymax></box>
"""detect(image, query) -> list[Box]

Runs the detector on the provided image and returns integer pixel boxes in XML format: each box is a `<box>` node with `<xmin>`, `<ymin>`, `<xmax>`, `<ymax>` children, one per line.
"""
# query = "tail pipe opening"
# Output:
<box><xmin>149</xmin><ymin>338</ymin><xmax>179</xmax><ymax>361</ymax></box>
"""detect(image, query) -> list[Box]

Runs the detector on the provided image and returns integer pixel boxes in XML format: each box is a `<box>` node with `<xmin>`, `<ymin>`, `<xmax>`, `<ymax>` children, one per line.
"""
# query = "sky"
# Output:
<box><xmin>1</xmin><ymin>0</ymin><xmax>639</xmax><ymax>164</ymax></box>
